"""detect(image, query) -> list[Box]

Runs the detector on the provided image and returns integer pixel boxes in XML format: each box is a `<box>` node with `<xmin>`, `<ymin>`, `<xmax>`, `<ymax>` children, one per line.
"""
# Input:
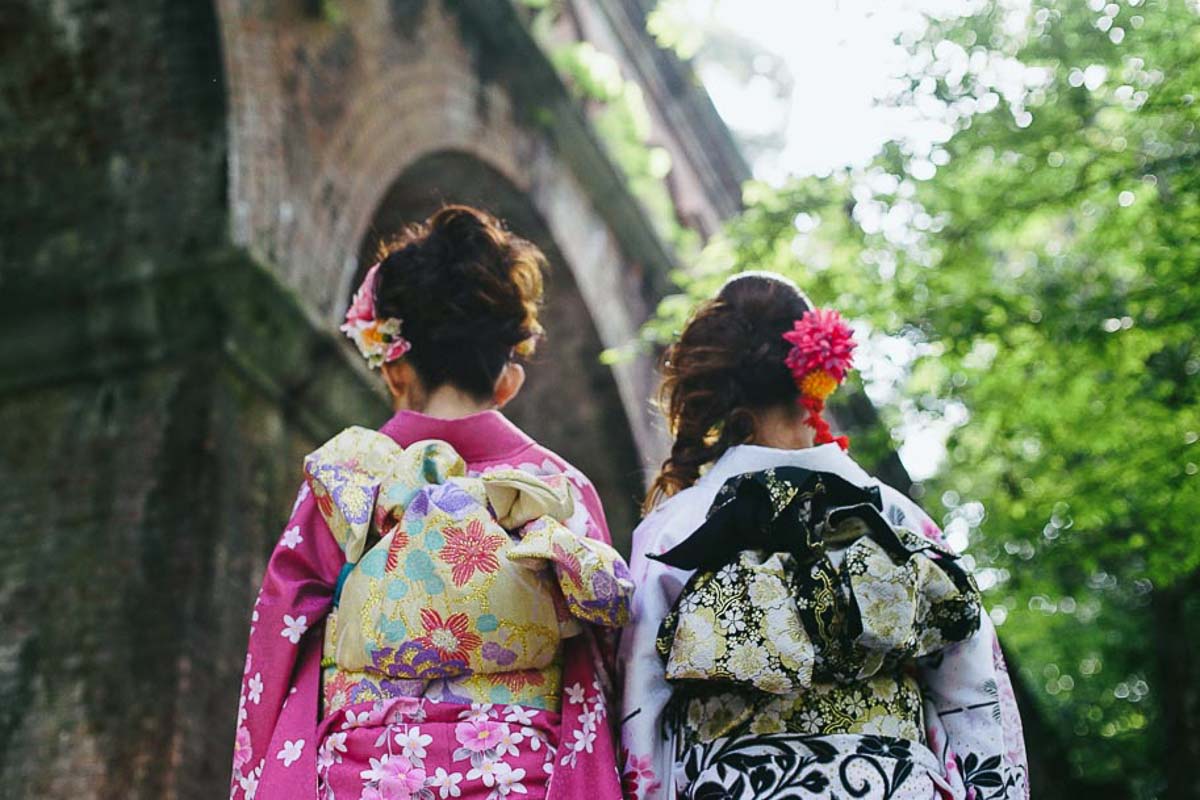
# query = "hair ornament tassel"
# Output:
<box><xmin>782</xmin><ymin>308</ymin><xmax>857</xmax><ymax>450</ymax></box>
<box><xmin>340</xmin><ymin>263</ymin><xmax>412</xmax><ymax>369</ymax></box>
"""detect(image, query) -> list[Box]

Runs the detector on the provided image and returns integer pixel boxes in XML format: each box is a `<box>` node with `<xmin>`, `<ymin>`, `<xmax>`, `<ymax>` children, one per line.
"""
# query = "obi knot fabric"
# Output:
<box><xmin>653</xmin><ymin>467</ymin><xmax>981</xmax><ymax>696</ymax></box>
<box><xmin>305</xmin><ymin>427</ymin><xmax>633</xmax><ymax>712</ymax></box>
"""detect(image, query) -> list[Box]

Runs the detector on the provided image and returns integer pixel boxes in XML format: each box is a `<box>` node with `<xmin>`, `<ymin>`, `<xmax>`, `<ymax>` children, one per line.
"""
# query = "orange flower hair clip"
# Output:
<box><xmin>782</xmin><ymin>308</ymin><xmax>857</xmax><ymax>450</ymax></box>
<box><xmin>340</xmin><ymin>263</ymin><xmax>412</xmax><ymax>370</ymax></box>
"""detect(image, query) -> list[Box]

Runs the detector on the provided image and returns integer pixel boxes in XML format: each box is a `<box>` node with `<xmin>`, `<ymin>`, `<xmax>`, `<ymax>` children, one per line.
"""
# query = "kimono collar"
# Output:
<box><xmin>379</xmin><ymin>409</ymin><xmax>535</xmax><ymax>463</ymax></box>
<box><xmin>700</xmin><ymin>443</ymin><xmax>877</xmax><ymax>492</ymax></box>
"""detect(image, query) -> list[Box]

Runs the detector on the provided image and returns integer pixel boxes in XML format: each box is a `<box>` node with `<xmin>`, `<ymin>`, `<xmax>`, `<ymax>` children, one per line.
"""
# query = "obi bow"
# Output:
<box><xmin>654</xmin><ymin>468</ymin><xmax>981</xmax><ymax>695</ymax></box>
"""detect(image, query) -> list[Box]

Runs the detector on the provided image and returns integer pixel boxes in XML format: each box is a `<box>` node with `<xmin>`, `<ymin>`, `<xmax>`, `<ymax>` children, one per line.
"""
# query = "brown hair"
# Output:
<box><xmin>644</xmin><ymin>272</ymin><xmax>811</xmax><ymax>510</ymax></box>
<box><xmin>373</xmin><ymin>205</ymin><xmax>546</xmax><ymax>399</ymax></box>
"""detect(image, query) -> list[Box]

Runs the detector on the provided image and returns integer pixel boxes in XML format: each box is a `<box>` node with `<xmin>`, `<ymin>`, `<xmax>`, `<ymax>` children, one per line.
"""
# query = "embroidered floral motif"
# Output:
<box><xmin>439</xmin><ymin>519</ymin><xmax>506</xmax><ymax>586</ymax></box>
<box><xmin>416</xmin><ymin>610</ymin><xmax>482</xmax><ymax>665</ymax></box>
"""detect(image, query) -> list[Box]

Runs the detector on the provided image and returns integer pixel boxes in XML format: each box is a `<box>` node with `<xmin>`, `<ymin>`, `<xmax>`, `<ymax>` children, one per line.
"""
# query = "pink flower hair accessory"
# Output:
<box><xmin>782</xmin><ymin>308</ymin><xmax>857</xmax><ymax>450</ymax></box>
<box><xmin>340</xmin><ymin>263</ymin><xmax>412</xmax><ymax>369</ymax></box>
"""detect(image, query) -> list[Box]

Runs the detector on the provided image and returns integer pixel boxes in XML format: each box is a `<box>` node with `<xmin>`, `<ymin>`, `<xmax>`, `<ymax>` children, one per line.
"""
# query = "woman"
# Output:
<box><xmin>230</xmin><ymin>206</ymin><xmax>632</xmax><ymax>800</ymax></box>
<box><xmin>619</xmin><ymin>273</ymin><xmax>1027</xmax><ymax>800</ymax></box>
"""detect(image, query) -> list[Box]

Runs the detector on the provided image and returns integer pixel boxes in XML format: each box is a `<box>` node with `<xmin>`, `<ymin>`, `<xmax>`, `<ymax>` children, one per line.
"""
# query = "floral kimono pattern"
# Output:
<box><xmin>618</xmin><ymin>444</ymin><xmax>1028</xmax><ymax>800</ymax></box>
<box><xmin>232</xmin><ymin>410</ymin><xmax>628</xmax><ymax>800</ymax></box>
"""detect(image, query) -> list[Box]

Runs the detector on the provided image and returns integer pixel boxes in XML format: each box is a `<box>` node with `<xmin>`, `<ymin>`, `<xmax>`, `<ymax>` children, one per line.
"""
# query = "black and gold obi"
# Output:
<box><xmin>653</xmin><ymin>468</ymin><xmax>981</xmax><ymax>749</ymax></box>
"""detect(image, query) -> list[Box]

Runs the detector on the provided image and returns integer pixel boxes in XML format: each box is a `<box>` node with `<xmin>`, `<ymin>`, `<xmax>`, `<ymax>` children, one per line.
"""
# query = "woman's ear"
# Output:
<box><xmin>381</xmin><ymin>360</ymin><xmax>423</xmax><ymax>410</ymax></box>
<box><xmin>492</xmin><ymin>362</ymin><xmax>526</xmax><ymax>409</ymax></box>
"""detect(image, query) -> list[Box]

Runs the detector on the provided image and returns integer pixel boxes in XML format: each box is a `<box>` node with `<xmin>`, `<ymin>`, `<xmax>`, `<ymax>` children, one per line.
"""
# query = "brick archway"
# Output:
<box><xmin>218</xmin><ymin>0</ymin><xmax>666</xmax><ymax>469</ymax></box>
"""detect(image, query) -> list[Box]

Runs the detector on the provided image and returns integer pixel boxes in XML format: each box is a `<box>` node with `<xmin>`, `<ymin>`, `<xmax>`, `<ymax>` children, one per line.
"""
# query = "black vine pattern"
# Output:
<box><xmin>678</xmin><ymin>733</ymin><xmax>941</xmax><ymax>799</ymax></box>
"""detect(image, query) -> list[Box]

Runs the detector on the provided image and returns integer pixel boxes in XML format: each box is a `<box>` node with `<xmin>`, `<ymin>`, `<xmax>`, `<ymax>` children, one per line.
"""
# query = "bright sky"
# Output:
<box><xmin>695</xmin><ymin>0</ymin><xmax>968</xmax><ymax>179</ymax></box>
<box><xmin>691</xmin><ymin>0</ymin><xmax>975</xmax><ymax>480</ymax></box>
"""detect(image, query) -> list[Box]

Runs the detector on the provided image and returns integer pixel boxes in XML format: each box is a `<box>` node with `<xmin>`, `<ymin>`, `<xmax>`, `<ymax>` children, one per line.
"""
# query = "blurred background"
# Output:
<box><xmin>1</xmin><ymin>1</ymin><xmax>1196</xmax><ymax>798</ymax></box>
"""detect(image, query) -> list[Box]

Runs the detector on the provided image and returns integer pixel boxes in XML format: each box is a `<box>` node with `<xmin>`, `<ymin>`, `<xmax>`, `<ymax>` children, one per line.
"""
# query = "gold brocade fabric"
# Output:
<box><xmin>667</xmin><ymin>671</ymin><xmax>926</xmax><ymax>752</ymax></box>
<box><xmin>655</xmin><ymin>467</ymin><xmax>980</xmax><ymax>751</ymax></box>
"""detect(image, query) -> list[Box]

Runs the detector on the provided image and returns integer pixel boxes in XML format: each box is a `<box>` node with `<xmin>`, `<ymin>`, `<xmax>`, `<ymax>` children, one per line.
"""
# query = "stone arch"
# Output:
<box><xmin>218</xmin><ymin>0</ymin><xmax>666</xmax><ymax>472</ymax></box>
<box><xmin>353</xmin><ymin>149</ymin><xmax>644</xmax><ymax>547</ymax></box>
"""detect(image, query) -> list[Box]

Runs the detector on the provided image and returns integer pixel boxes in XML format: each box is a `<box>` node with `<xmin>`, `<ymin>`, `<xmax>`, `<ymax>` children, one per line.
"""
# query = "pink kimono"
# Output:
<box><xmin>230</xmin><ymin>410</ymin><xmax>625</xmax><ymax>800</ymax></box>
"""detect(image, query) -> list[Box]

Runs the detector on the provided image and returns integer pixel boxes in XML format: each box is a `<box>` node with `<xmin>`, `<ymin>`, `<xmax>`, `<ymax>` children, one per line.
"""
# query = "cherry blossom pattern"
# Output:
<box><xmin>277</xmin><ymin>739</ymin><xmax>305</xmax><ymax>767</ymax></box>
<box><xmin>281</xmin><ymin>614</ymin><xmax>308</xmax><ymax>645</ymax></box>
<box><xmin>415</xmin><ymin>609</ymin><xmax>482</xmax><ymax>665</ymax></box>
<box><xmin>559</xmin><ymin>681</ymin><xmax>609</xmax><ymax>769</ymax></box>
<box><xmin>438</xmin><ymin>518</ymin><xmax>507</xmax><ymax>587</ymax></box>
<box><xmin>281</xmin><ymin>525</ymin><xmax>304</xmax><ymax>549</ymax></box>
<box><xmin>620</xmin><ymin>749</ymin><xmax>662</xmax><ymax>799</ymax></box>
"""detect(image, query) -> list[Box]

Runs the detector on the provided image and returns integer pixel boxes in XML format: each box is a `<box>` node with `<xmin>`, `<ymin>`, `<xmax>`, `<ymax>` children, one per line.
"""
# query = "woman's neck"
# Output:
<box><xmin>401</xmin><ymin>384</ymin><xmax>494</xmax><ymax>420</ymax></box>
<box><xmin>751</xmin><ymin>404</ymin><xmax>816</xmax><ymax>450</ymax></box>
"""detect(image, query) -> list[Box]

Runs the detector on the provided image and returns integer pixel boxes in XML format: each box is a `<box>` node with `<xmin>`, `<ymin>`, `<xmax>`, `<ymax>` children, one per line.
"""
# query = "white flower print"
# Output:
<box><xmin>503</xmin><ymin>705</ymin><xmax>535</xmax><ymax>726</ymax></box>
<box><xmin>458</xmin><ymin>703</ymin><xmax>495</xmax><ymax>723</ymax></box>
<box><xmin>719</xmin><ymin>606</ymin><xmax>746</xmax><ymax>634</ymax></box>
<box><xmin>845</xmin><ymin>692</ymin><xmax>869</xmax><ymax>718</ymax></box>
<box><xmin>571</xmin><ymin>728</ymin><xmax>596</xmax><ymax>753</ymax></box>
<box><xmin>342</xmin><ymin>709</ymin><xmax>371</xmax><ymax>730</ymax></box>
<box><xmin>431</xmin><ymin>767</ymin><xmax>464</xmax><ymax>798</ymax></box>
<box><xmin>239</xmin><ymin>769</ymin><xmax>259</xmax><ymax>800</ymax></box>
<box><xmin>715</xmin><ymin>563</ymin><xmax>739</xmax><ymax>585</ymax></box>
<box><xmin>795</xmin><ymin>707</ymin><xmax>824</xmax><ymax>731</ymax></box>
<box><xmin>522</xmin><ymin>728</ymin><xmax>543</xmax><ymax>751</ymax></box>
<box><xmin>280</xmin><ymin>614</ymin><xmax>308</xmax><ymax>644</ymax></box>
<box><xmin>276</xmin><ymin>739</ymin><xmax>304</xmax><ymax>767</ymax></box>
<box><xmin>494</xmin><ymin>726</ymin><xmax>524</xmax><ymax>757</ymax></box>
<box><xmin>492</xmin><ymin>763</ymin><xmax>527</xmax><ymax>796</ymax></box>
<box><xmin>317</xmin><ymin>732</ymin><xmax>348</xmax><ymax>770</ymax></box>
<box><xmin>247</xmin><ymin>673</ymin><xmax>263</xmax><ymax>705</ymax></box>
<box><xmin>467</xmin><ymin>757</ymin><xmax>502</xmax><ymax>787</ymax></box>
<box><xmin>394</xmin><ymin>726</ymin><xmax>433</xmax><ymax>760</ymax></box>
<box><xmin>360</xmin><ymin>755</ymin><xmax>389</xmax><ymax>783</ymax></box>
<box><xmin>565</xmin><ymin>683</ymin><xmax>586</xmax><ymax>705</ymax></box>
<box><xmin>281</xmin><ymin>525</ymin><xmax>303</xmax><ymax>549</ymax></box>
<box><xmin>579</xmin><ymin>710</ymin><xmax>598</xmax><ymax>735</ymax></box>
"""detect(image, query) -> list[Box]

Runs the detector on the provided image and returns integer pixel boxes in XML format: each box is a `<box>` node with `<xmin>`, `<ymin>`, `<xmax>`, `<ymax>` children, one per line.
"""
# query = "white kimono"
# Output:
<box><xmin>618</xmin><ymin>443</ymin><xmax>1029</xmax><ymax>800</ymax></box>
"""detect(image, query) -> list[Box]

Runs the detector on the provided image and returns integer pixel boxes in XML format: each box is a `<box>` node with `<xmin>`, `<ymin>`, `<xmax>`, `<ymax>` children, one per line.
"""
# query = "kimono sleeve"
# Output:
<box><xmin>229</xmin><ymin>483</ymin><xmax>344</xmax><ymax>800</ymax></box>
<box><xmin>617</xmin><ymin>504</ymin><xmax>695</xmax><ymax>800</ymax></box>
<box><xmin>564</xmin><ymin>464</ymin><xmax>613</xmax><ymax>546</ymax></box>
<box><xmin>880</xmin><ymin>485</ymin><xmax>1030</xmax><ymax>800</ymax></box>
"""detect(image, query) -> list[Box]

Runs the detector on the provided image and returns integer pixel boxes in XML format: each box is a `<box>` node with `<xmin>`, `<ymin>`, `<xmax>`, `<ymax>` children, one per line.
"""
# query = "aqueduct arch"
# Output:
<box><xmin>218</xmin><ymin>0</ymin><xmax>675</xmax><ymax>477</ymax></box>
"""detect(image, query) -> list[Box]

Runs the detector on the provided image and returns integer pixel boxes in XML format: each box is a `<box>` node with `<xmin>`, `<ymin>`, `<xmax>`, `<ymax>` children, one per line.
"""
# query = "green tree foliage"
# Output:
<box><xmin>645</xmin><ymin>1</ymin><xmax>1200</xmax><ymax>794</ymax></box>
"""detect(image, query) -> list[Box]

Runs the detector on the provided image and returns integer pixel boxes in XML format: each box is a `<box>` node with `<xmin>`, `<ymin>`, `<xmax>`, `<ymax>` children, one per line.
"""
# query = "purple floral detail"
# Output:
<box><xmin>482</xmin><ymin>642</ymin><xmax>518</xmax><ymax>667</ymax></box>
<box><xmin>370</xmin><ymin>642</ymin><xmax>472</xmax><ymax>681</ymax></box>
<box><xmin>407</xmin><ymin>490</ymin><xmax>429</xmax><ymax>517</ymax></box>
<box><xmin>569</xmin><ymin>593</ymin><xmax>631</xmax><ymax>629</ymax></box>
<box><xmin>310</xmin><ymin>463</ymin><xmax>377</xmax><ymax>525</ymax></box>
<box><xmin>429</xmin><ymin>483</ymin><xmax>474</xmax><ymax>516</ymax></box>
<box><xmin>590</xmin><ymin>569</ymin><xmax>617</xmax><ymax>600</ymax></box>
